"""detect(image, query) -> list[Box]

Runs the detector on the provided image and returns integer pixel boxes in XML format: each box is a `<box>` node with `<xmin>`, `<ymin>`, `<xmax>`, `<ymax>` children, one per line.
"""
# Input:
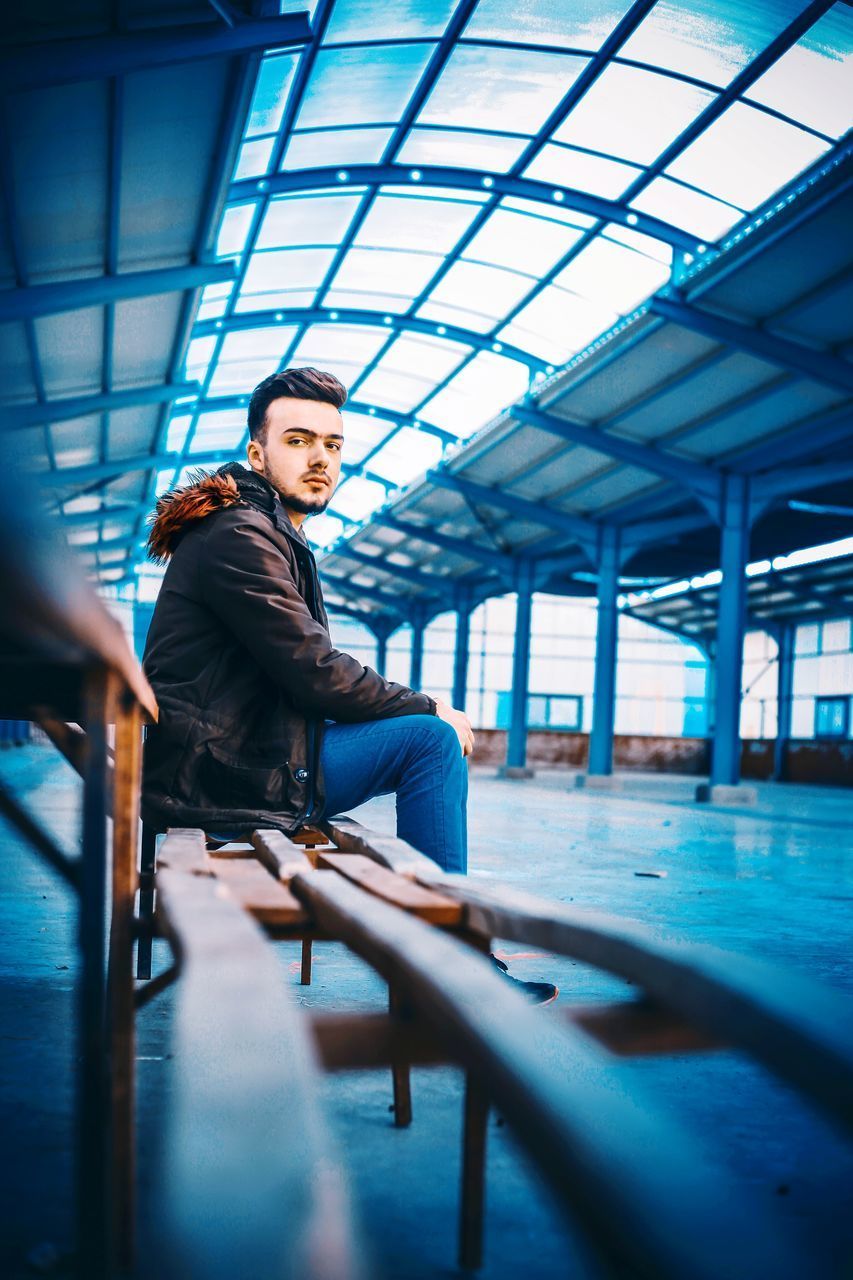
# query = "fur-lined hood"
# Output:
<box><xmin>147</xmin><ymin>462</ymin><xmax>279</xmax><ymax>563</ymax></box>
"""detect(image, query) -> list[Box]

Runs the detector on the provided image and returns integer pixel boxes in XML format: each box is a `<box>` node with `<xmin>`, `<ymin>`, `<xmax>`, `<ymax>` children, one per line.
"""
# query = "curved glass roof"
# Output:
<box><xmin>157</xmin><ymin>0</ymin><xmax>853</xmax><ymax>553</ymax></box>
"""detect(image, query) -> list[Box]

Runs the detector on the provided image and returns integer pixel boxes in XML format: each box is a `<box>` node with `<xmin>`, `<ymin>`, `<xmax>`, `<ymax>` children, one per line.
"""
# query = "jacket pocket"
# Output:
<box><xmin>200</xmin><ymin>741</ymin><xmax>292</xmax><ymax>811</ymax></box>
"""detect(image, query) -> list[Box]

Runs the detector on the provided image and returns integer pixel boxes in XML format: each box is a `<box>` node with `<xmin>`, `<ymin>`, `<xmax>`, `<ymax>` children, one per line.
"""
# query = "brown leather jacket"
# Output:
<box><xmin>141</xmin><ymin>462</ymin><xmax>434</xmax><ymax>835</ymax></box>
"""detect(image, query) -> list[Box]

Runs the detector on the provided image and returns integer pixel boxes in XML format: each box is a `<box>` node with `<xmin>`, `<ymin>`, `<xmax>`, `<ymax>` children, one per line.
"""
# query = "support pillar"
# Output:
<box><xmin>576</xmin><ymin>527</ymin><xmax>622</xmax><ymax>791</ymax></box>
<box><xmin>774</xmin><ymin>623</ymin><xmax>795</xmax><ymax>782</ymax></box>
<box><xmin>502</xmin><ymin>560</ymin><xmax>534</xmax><ymax>778</ymax></box>
<box><xmin>452</xmin><ymin>586</ymin><xmax>472</xmax><ymax>712</ymax></box>
<box><xmin>372</xmin><ymin>624</ymin><xmax>391</xmax><ymax>678</ymax></box>
<box><xmin>696</xmin><ymin>475</ymin><xmax>757</xmax><ymax>804</ymax></box>
<box><xmin>409</xmin><ymin>609</ymin><xmax>426</xmax><ymax>692</ymax></box>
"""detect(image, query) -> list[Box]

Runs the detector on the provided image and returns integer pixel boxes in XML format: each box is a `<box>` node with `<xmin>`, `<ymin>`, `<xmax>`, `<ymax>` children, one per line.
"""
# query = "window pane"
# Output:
<box><xmin>355</xmin><ymin>193</ymin><xmax>482</xmax><ymax>253</ymax></box>
<box><xmin>397</xmin><ymin>127</ymin><xmax>530</xmax><ymax>172</ymax></box>
<box><xmin>339</xmin><ymin>411</ymin><xmax>394</xmax><ymax>464</ymax></box>
<box><xmin>464</xmin><ymin>0</ymin><xmax>635</xmax><ymax>52</ymax></box>
<box><xmin>305</xmin><ymin>512</ymin><xmax>344</xmax><ymax>547</ymax></box>
<box><xmin>553</xmin><ymin>63</ymin><xmax>715</xmax><ymax>166</ymax></box>
<box><xmin>378</xmin><ymin>332</ymin><xmax>470</xmax><ymax>380</ymax></box>
<box><xmin>241</xmin><ymin>247</ymin><xmax>337</xmax><ymax>295</ymax></box>
<box><xmin>463</xmin><ymin>206</ymin><xmax>585</xmax><ymax>275</ymax></box>
<box><xmin>216</xmin><ymin>203</ymin><xmax>256</xmax><ymax>259</ymax></box>
<box><xmin>234</xmin><ymin>137</ymin><xmax>274</xmax><ymax>181</ymax></box>
<box><xmin>189</xmin><ymin>409</ymin><xmax>246</xmax><ymax>454</ymax></box>
<box><xmin>324</xmin><ymin>0</ymin><xmax>456</xmax><ymax>42</ymax></box>
<box><xmin>666</xmin><ymin>102</ymin><xmax>830</xmax><ymax>210</ymax></box>
<box><xmin>630</xmin><ymin>177</ymin><xmax>742</xmax><ymax>241</ymax></box>
<box><xmin>418</xmin><ymin>45</ymin><xmax>587</xmax><ymax>133</ymax></box>
<box><xmin>419</xmin><ymin>351</ymin><xmax>530</xmax><ymax>437</ymax></box>
<box><xmin>367</xmin><ymin>426</ymin><xmax>444</xmax><ymax>485</ymax></box>
<box><xmin>330</xmin><ymin>246</ymin><xmax>444</xmax><ymax>298</ymax></box>
<box><xmin>553</xmin><ymin>238</ymin><xmax>671</xmax><ymax>314</ymax></box>
<box><xmin>329</xmin><ymin>476</ymin><xmax>388</xmax><ymax>521</ymax></box>
<box><xmin>295</xmin><ymin>44</ymin><xmax>436</xmax><ymax>130</ymax></box>
<box><xmin>289</xmin><ymin>323</ymin><xmax>390</xmax><ymax>388</ymax></box>
<box><xmin>355</xmin><ymin>366</ymin><xmax>441</xmax><ymax>413</ymax></box>
<box><xmin>246</xmin><ymin>54</ymin><xmax>298</xmax><ymax>137</ymax></box>
<box><xmin>429</xmin><ymin>259</ymin><xmax>535</xmax><ymax>321</ymax></box>
<box><xmin>747</xmin><ymin>6</ymin><xmax>853</xmax><ymax>139</ymax></box>
<box><xmin>256</xmin><ymin>193</ymin><xmax>361</xmax><ymax>250</ymax></box>
<box><xmin>524</xmin><ymin>143</ymin><xmax>642</xmax><ymax>198</ymax></box>
<box><xmin>282</xmin><ymin>127</ymin><xmax>394</xmax><ymax>170</ymax></box>
<box><xmin>499</xmin><ymin>286</ymin><xmax>617</xmax><ymax>364</ymax></box>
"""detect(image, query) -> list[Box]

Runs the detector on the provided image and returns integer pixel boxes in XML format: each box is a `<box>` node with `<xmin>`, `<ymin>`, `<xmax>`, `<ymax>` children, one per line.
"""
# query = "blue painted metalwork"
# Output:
<box><xmin>732</xmin><ymin>403</ymin><xmax>853</xmax><ymax>473</ymax></box>
<box><xmin>0</xmin><ymin>12</ymin><xmax>313</xmax><ymax>90</ymax></box>
<box><xmin>623</xmin><ymin>509</ymin><xmax>714</xmax><ymax>548</ymax></box>
<box><xmin>512</xmin><ymin>402</ymin><xmax>717</xmax><ymax>495</ymax></box>
<box><xmin>753</xmin><ymin>457</ymin><xmax>853</xmax><ymax>502</ymax></box>
<box><xmin>2</xmin><ymin>384</ymin><xmax>201</xmax><ymax>429</ymax></box>
<box><xmin>774</xmin><ymin>623</ymin><xmax>795</xmax><ymax>782</ymax></box>
<box><xmin>506</xmin><ymin>559</ymin><xmax>535</xmax><ymax>771</ymax></box>
<box><xmin>320</xmin><ymin>571</ymin><xmax>414</xmax><ymax>614</ymax></box>
<box><xmin>588</xmin><ymin>528</ymin><xmax>622</xmax><ymax>777</ymax></box>
<box><xmin>193</xmin><ymin>307</ymin><xmax>547</xmax><ymax>371</ymax></box>
<box><xmin>408</xmin><ymin>604</ymin><xmax>430</xmax><ymax>691</ymax></box>
<box><xmin>373</xmin><ymin>513</ymin><xmax>512</xmax><ymax>573</ymax></box>
<box><xmin>0</xmin><ymin>262</ymin><xmax>237</xmax><ymax>322</ymax></box>
<box><xmin>230</xmin><ymin>164</ymin><xmax>701</xmax><ymax>252</ymax></box>
<box><xmin>452</xmin><ymin>584</ymin><xmax>473</xmax><ymax>712</ymax></box>
<box><xmin>650</xmin><ymin>296</ymin><xmax>853</xmax><ymax>395</ymax></box>
<box><xmin>428</xmin><ymin>468</ymin><xmax>598</xmax><ymax>553</ymax></box>
<box><xmin>341</xmin><ymin>546</ymin><xmax>467</xmax><ymax>594</ymax></box>
<box><xmin>710</xmin><ymin>475</ymin><xmax>752</xmax><ymax>788</ymax></box>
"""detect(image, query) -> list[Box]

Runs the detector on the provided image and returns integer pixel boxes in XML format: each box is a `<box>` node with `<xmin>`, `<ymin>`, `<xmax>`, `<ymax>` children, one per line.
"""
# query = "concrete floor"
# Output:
<box><xmin>1</xmin><ymin>746</ymin><xmax>852</xmax><ymax>1278</ymax></box>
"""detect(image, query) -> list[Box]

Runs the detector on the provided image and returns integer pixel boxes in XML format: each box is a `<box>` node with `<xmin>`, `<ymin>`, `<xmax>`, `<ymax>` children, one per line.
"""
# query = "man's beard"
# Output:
<box><xmin>263</xmin><ymin>462</ymin><xmax>331</xmax><ymax>516</ymax></box>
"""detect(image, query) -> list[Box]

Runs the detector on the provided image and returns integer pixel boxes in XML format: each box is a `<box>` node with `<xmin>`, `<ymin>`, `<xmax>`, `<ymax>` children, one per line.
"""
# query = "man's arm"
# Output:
<box><xmin>200</xmin><ymin>511</ymin><xmax>434</xmax><ymax>721</ymax></box>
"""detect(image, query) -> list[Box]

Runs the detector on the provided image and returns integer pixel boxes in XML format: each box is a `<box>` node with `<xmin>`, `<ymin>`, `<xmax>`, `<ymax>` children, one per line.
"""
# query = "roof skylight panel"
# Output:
<box><xmin>629</xmin><ymin>177</ymin><xmax>743</xmax><ymax>241</ymax></box>
<box><xmin>367</xmin><ymin>426</ymin><xmax>444</xmax><ymax>486</ymax></box>
<box><xmin>664</xmin><ymin>101</ymin><xmax>832</xmax><ymax>211</ymax></box>
<box><xmin>418</xmin><ymin>350</ymin><xmax>530</xmax><ymax>437</ymax></box>
<box><xmin>353</xmin><ymin>192</ymin><xmax>483</xmax><ymax>254</ymax></box>
<box><xmin>234</xmin><ymin>137</ymin><xmax>276</xmax><ymax>182</ymax></box>
<box><xmin>462</xmin><ymin>206</ymin><xmax>586</xmax><ymax>275</ymax></box>
<box><xmin>618</xmin><ymin>0</ymin><xmax>809</xmax><ymax>88</ymax></box>
<box><xmin>294</xmin><ymin>44</ymin><xmax>437</xmax><ymax>130</ymax></box>
<box><xmin>376</xmin><ymin>333</ymin><xmax>471</xmax><ymax>382</ymax></box>
<box><xmin>424</xmin><ymin>259</ymin><xmax>537</xmax><ymax>322</ymax></box>
<box><xmin>498</xmin><ymin>285</ymin><xmax>618</xmax><ymax>365</ymax></box>
<box><xmin>255</xmin><ymin>193</ymin><xmax>363</xmax><ymax>249</ymax></box>
<box><xmin>166</xmin><ymin>414</ymin><xmax>192</xmax><ymax>452</ymax></box>
<box><xmin>188</xmin><ymin>409</ymin><xmax>246</xmax><ymax>455</ymax></box>
<box><xmin>206</xmin><ymin>328</ymin><xmax>299</xmax><ymax>396</ymax></box>
<box><xmin>323</xmin><ymin>0</ymin><xmax>457</xmax><ymax>41</ymax></box>
<box><xmin>291</xmin><ymin>323</ymin><xmax>390</xmax><ymax>370</ymax></box>
<box><xmin>305</xmin><ymin>512</ymin><xmax>345</xmax><ymax>548</ymax></box>
<box><xmin>216</xmin><ymin>203</ymin><xmax>257</xmax><ymax>261</ymax></box>
<box><xmin>395</xmin><ymin>127</ymin><xmax>530</xmax><ymax>171</ymax></box>
<box><xmin>282</xmin><ymin>127</ymin><xmax>396</xmax><ymax>170</ymax></box>
<box><xmin>329</xmin><ymin>476</ymin><xmax>389</xmax><ymax>522</ymax></box>
<box><xmin>417</xmin><ymin>44</ymin><xmax>588</xmax><ymax>134</ymax></box>
<box><xmin>246</xmin><ymin>52</ymin><xmax>300</xmax><ymax>138</ymax></box>
<box><xmin>553</xmin><ymin>62</ymin><xmax>716</xmax><ymax>166</ymax></box>
<box><xmin>745</xmin><ymin>4</ymin><xmax>853</xmax><ymax>139</ymax></box>
<box><xmin>523</xmin><ymin>144</ymin><xmax>643</xmax><ymax>199</ymax></box>
<box><xmin>553</xmin><ymin>238</ymin><xmax>671</xmax><ymax>315</ymax></box>
<box><xmin>239</xmin><ymin>246</ymin><xmax>338</xmax><ymax>303</ymax></box>
<box><xmin>355</xmin><ymin>366</ymin><xmax>445</xmax><ymax>413</ymax></box>
<box><xmin>462</xmin><ymin>0</ymin><xmax>635</xmax><ymax>51</ymax></box>
<box><xmin>339</xmin><ymin>410</ymin><xmax>395</xmax><ymax>464</ymax></box>
<box><xmin>328</xmin><ymin>246</ymin><xmax>446</xmax><ymax>302</ymax></box>
<box><xmin>184</xmin><ymin>336</ymin><xmax>217</xmax><ymax>384</ymax></box>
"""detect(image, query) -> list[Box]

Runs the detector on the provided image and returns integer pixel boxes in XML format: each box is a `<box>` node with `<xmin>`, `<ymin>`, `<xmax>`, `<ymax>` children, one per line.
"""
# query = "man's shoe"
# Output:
<box><xmin>490</xmin><ymin>954</ymin><xmax>558</xmax><ymax>1006</ymax></box>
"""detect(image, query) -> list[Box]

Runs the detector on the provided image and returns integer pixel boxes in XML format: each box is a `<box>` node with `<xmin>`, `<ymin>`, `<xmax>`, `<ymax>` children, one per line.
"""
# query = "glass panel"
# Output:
<box><xmin>378</xmin><ymin>332</ymin><xmax>470</xmax><ymax>380</ymax></box>
<box><xmin>206</xmin><ymin>328</ymin><xmax>299</xmax><ymax>396</ymax></box>
<box><xmin>619</xmin><ymin>0</ymin><xmax>807</xmax><ymax>88</ymax></box>
<box><xmin>666</xmin><ymin>102</ymin><xmax>831</xmax><ymax>210</ymax></box>
<box><xmin>246</xmin><ymin>53</ymin><xmax>299</xmax><ymax>137</ymax></box>
<box><xmin>330</xmin><ymin>246</ymin><xmax>444</xmax><ymax>297</ymax></box>
<box><xmin>746</xmin><ymin>5</ymin><xmax>853</xmax><ymax>139</ymax></box>
<box><xmin>184</xmin><ymin>336</ymin><xmax>217</xmax><ymax>382</ymax></box>
<box><xmin>367</xmin><ymin>426</ymin><xmax>444</xmax><ymax>484</ymax></box>
<box><xmin>234</xmin><ymin>288</ymin><xmax>320</xmax><ymax>313</ymax></box>
<box><xmin>463</xmin><ymin>206</ymin><xmax>585</xmax><ymax>274</ymax></box>
<box><xmin>553</xmin><ymin>238</ymin><xmax>671</xmax><ymax>314</ymax></box>
<box><xmin>188</xmin><ymin>409</ymin><xmax>246</xmax><ymax>454</ymax></box>
<box><xmin>415</xmin><ymin>299</ymin><xmax>496</xmax><ymax>334</ymax></box>
<box><xmin>355</xmin><ymin>366</ymin><xmax>441</xmax><ymax>413</ymax></box>
<box><xmin>630</xmin><ymin>177</ymin><xmax>742</xmax><ymax>241</ymax></box>
<box><xmin>396</xmin><ymin>127</ymin><xmax>530</xmax><ymax>171</ymax></box>
<box><xmin>322</xmin><ymin>289</ymin><xmax>414</xmax><ymax>314</ymax></box>
<box><xmin>166</xmin><ymin>414</ymin><xmax>192</xmax><ymax>451</ymax></box>
<box><xmin>354</xmin><ymin>193</ymin><xmax>482</xmax><ymax>253</ymax></box>
<box><xmin>290</xmin><ymin>323</ymin><xmax>389</xmax><ymax>369</ymax></box>
<box><xmin>329</xmin><ymin>476</ymin><xmax>389</xmax><ymax>521</ymax></box>
<box><xmin>216</xmin><ymin>203</ymin><xmax>257</xmax><ymax>259</ymax></box>
<box><xmin>241</xmin><ymin>247</ymin><xmax>338</xmax><ymax>295</ymax></box>
<box><xmin>524</xmin><ymin>143</ymin><xmax>642</xmax><ymax>198</ymax></box>
<box><xmin>427</xmin><ymin>259</ymin><xmax>534</xmax><ymax>317</ymax></box>
<box><xmin>323</xmin><ymin>0</ymin><xmax>457</xmax><ymax>41</ymax></box>
<box><xmin>197</xmin><ymin>298</ymin><xmax>230</xmax><ymax>321</ymax></box>
<box><xmin>602</xmin><ymin>221</ymin><xmax>672</xmax><ymax>264</ymax></box>
<box><xmin>295</xmin><ymin>44</ymin><xmax>436</xmax><ymax>130</ymax></box>
<box><xmin>500</xmin><ymin>195</ymin><xmax>597</xmax><ymax>228</ymax></box>
<box><xmin>419</xmin><ymin>351</ymin><xmax>530</xmax><ymax>437</ymax></box>
<box><xmin>234</xmin><ymin>137</ymin><xmax>275</xmax><ymax>182</ymax></box>
<box><xmin>464</xmin><ymin>0</ymin><xmax>634</xmax><ymax>51</ymax></box>
<box><xmin>304</xmin><ymin>512</ymin><xmax>345</xmax><ymax>548</ymax></box>
<box><xmin>339</xmin><ymin>410</ymin><xmax>393</xmax><ymax>463</ymax></box>
<box><xmin>418</xmin><ymin>45</ymin><xmax>588</xmax><ymax>133</ymax></box>
<box><xmin>498</xmin><ymin>285</ymin><xmax>617</xmax><ymax>363</ymax></box>
<box><xmin>282</xmin><ymin>126</ymin><xmax>394</xmax><ymax>170</ymax></box>
<box><xmin>255</xmin><ymin>193</ymin><xmax>362</xmax><ymax>249</ymax></box>
<box><xmin>553</xmin><ymin>63</ymin><xmax>715</xmax><ymax>165</ymax></box>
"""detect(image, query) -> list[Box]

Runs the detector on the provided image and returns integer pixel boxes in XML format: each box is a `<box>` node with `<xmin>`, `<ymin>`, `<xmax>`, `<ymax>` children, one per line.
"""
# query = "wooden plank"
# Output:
<box><xmin>321</xmin><ymin>817</ymin><xmax>440</xmax><ymax>880</ymax></box>
<box><xmin>318</xmin><ymin>852</ymin><xmax>462</xmax><ymax>925</ymax></box>
<box><xmin>290</xmin><ymin>867</ymin><xmax>808</xmax><ymax>1280</ymax></box>
<box><xmin>251</xmin><ymin>828</ymin><xmax>313</xmax><ymax>881</ymax></box>
<box><xmin>157</xmin><ymin>828</ymin><xmax>210</xmax><ymax>876</ymax></box>
<box><xmin>414</xmin><ymin>877</ymin><xmax>853</xmax><ymax>1135</ymax></box>
<box><xmin>309</xmin><ymin>1012</ymin><xmax>443</xmax><ymax>1072</ymax></box>
<box><xmin>562</xmin><ymin>1001</ymin><xmax>724</xmax><ymax>1057</ymax></box>
<box><xmin>212</xmin><ymin>859</ymin><xmax>309</xmax><ymax>927</ymax></box>
<box><xmin>155</xmin><ymin>863</ymin><xmax>362</xmax><ymax>1280</ymax></box>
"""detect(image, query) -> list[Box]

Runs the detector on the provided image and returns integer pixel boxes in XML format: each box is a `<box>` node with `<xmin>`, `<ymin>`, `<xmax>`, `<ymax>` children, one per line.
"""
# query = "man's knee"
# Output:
<box><xmin>403</xmin><ymin>713</ymin><xmax>464</xmax><ymax>762</ymax></box>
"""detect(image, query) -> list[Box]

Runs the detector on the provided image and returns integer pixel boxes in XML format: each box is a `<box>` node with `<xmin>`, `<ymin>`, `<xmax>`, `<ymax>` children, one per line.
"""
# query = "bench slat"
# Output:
<box><xmin>290</xmin><ymin>868</ymin><xmax>806</xmax><ymax>1280</ymax></box>
<box><xmin>321</xmin><ymin>817</ymin><xmax>436</xmax><ymax>879</ymax></box>
<box><xmin>211</xmin><ymin>859</ymin><xmax>309</xmax><ymax>927</ymax></box>
<box><xmin>317</xmin><ymin>852</ymin><xmax>462</xmax><ymax>925</ymax></box>
<box><xmin>251</xmin><ymin>828</ymin><xmax>314</xmax><ymax>881</ymax></box>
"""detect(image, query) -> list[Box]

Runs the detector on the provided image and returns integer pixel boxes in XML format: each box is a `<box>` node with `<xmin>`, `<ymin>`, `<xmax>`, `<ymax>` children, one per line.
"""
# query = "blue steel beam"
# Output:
<box><xmin>623</xmin><ymin>509</ymin><xmax>714</xmax><ymax>547</ymax></box>
<box><xmin>505</xmin><ymin>559</ymin><xmax>535</xmax><ymax>772</ymax></box>
<box><xmin>774</xmin><ymin>623</ymin><xmax>795</xmax><ymax>782</ymax></box>
<box><xmin>428</xmin><ymin>469</ymin><xmax>599</xmax><ymax>548</ymax></box>
<box><xmin>61</xmin><ymin>503</ymin><xmax>147</xmax><ymax>529</ymax></box>
<box><xmin>650</xmin><ymin>296</ymin><xmax>853</xmax><ymax>395</ymax></box>
<box><xmin>2</xmin><ymin>383</ymin><xmax>202</xmax><ymax>428</ymax></box>
<box><xmin>194</xmin><ymin>307</ymin><xmax>547</xmax><ymax>371</ymax></box>
<box><xmin>339</xmin><ymin>546</ymin><xmax>475</xmax><ymax>594</ymax></box>
<box><xmin>753</xmin><ymin>457</ymin><xmax>853</xmax><ymax>502</ymax></box>
<box><xmin>320</xmin><ymin>572</ymin><xmax>417</xmax><ymax>614</ymax></box>
<box><xmin>512</xmin><ymin>402</ymin><xmax>717</xmax><ymax>495</ymax></box>
<box><xmin>0</xmin><ymin>12</ymin><xmax>313</xmax><ymax>90</ymax></box>
<box><xmin>0</xmin><ymin>262</ymin><xmax>237</xmax><ymax>323</ymax></box>
<box><xmin>373</xmin><ymin>513</ymin><xmax>512</xmax><ymax>573</ymax></box>
<box><xmin>230</xmin><ymin>165</ymin><xmax>702</xmax><ymax>253</ymax></box>
<box><xmin>709</xmin><ymin>475</ymin><xmax>751</xmax><ymax>789</ymax></box>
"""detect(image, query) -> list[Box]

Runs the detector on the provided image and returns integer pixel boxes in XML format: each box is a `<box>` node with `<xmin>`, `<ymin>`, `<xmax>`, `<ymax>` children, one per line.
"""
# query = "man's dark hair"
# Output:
<box><xmin>248</xmin><ymin>367</ymin><xmax>347</xmax><ymax>442</ymax></box>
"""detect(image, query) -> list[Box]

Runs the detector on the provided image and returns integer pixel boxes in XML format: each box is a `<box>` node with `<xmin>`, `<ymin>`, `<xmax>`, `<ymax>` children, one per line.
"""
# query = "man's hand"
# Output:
<box><xmin>433</xmin><ymin>697</ymin><xmax>475</xmax><ymax>757</ymax></box>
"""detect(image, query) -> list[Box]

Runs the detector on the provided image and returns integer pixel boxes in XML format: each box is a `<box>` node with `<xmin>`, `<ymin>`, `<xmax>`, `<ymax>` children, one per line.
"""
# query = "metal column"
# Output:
<box><xmin>452</xmin><ymin>586</ymin><xmax>472</xmax><ymax>712</ymax></box>
<box><xmin>709</xmin><ymin>475</ymin><xmax>750</xmax><ymax>790</ymax></box>
<box><xmin>505</xmin><ymin>560</ymin><xmax>534</xmax><ymax>775</ymax></box>
<box><xmin>588</xmin><ymin>528</ymin><xmax>621</xmax><ymax>777</ymax></box>
<box><xmin>374</xmin><ymin>629</ymin><xmax>389</xmax><ymax>678</ymax></box>
<box><xmin>409</xmin><ymin>612</ymin><xmax>426</xmax><ymax>692</ymax></box>
<box><xmin>774</xmin><ymin>623</ymin><xmax>795</xmax><ymax>782</ymax></box>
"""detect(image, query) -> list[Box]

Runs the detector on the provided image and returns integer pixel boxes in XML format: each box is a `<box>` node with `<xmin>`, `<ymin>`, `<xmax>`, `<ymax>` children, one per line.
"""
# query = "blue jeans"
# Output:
<box><xmin>320</xmin><ymin>715</ymin><xmax>468</xmax><ymax>874</ymax></box>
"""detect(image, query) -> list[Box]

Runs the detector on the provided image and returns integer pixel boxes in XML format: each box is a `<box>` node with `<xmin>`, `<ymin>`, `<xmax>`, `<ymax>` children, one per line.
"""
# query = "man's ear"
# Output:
<box><xmin>246</xmin><ymin>439</ymin><xmax>264</xmax><ymax>473</ymax></box>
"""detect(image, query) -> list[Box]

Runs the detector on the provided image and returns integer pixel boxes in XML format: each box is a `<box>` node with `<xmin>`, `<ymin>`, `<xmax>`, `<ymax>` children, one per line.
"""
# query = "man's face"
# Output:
<box><xmin>246</xmin><ymin>396</ymin><xmax>343</xmax><ymax>525</ymax></box>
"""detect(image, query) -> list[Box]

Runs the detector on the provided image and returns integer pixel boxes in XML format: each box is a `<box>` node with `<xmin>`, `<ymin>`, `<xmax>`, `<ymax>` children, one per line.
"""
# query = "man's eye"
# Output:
<box><xmin>327</xmin><ymin>442</ymin><xmax>342</xmax><ymax>452</ymax></box>
<box><xmin>287</xmin><ymin>436</ymin><xmax>308</xmax><ymax>445</ymax></box>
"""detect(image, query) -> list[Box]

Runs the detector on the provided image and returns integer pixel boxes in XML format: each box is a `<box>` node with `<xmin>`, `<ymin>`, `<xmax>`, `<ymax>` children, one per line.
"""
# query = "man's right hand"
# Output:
<box><xmin>433</xmin><ymin>697</ymin><xmax>475</xmax><ymax>757</ymax></box>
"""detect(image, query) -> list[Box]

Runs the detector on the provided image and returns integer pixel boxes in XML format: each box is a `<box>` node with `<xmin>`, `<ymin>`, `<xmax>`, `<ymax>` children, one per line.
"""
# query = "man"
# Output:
<box><xmin>143</xmin><ymin>367</ymin><xmax>556</xmax><ymax>1002</ymax></box>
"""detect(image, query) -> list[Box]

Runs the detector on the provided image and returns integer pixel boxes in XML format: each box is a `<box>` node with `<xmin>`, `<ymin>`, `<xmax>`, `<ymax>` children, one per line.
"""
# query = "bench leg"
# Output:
<box><xmin>136</xmin><ymin>823</ymin><xmax>157</xmax><ymax>980</ymax></box>
<box><xmin>459</xmin><ymin>1074</ymin><xmax>489</xmax><ymax>1271</ymax></box>
<box><xmin>300</xmin><ymin>938</ymin><xmax>313</xmax><ymax>985</ymax></box>
<box><xmin>388</xmin><ymin>985</ymin><xmax>412</xmax><ymax>1128</ymax></box>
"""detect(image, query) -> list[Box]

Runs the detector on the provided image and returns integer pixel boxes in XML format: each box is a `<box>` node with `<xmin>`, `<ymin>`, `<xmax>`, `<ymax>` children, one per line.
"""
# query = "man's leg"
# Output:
<box><xmin>320</xmin><ymin>715</ymin><xmax>467</xmax><ymax>874</ymax></box>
